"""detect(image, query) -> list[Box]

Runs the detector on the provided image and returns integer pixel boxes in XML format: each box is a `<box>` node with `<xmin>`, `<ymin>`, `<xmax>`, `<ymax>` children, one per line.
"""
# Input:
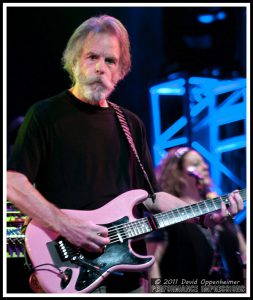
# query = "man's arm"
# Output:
<box><xmin>7</xmin><ymin>171</ymin><xmax>109</xmax><ymax>252</ymax></box>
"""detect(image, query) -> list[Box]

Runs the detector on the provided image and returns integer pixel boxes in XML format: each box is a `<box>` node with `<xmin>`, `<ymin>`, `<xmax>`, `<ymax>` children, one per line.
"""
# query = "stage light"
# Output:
<box><xmin>216</xmin><ymin>11</ymin><xmax>226</xmax><ymax>20</ymax></box>
<box><xmin>149</xmin><ymin>76</ymin><xmax>246</xmax><ymax>198</ymax></box>
<box><xmin>197</xmin><ymin>14</ymin><xmax>215</xmax><ymax>24</ymax></box>
<box><xmin>197</xmin><ymin>10</ymin><xmax>227</xmax><ymax>24</ymax></box>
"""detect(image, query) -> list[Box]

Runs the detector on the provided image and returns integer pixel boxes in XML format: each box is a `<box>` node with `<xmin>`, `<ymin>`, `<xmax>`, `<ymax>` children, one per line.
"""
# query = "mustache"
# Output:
<box><xmin>80</xmin><ymin>75</ymin><xmax>115</xmax><ymax>90</ymax></box>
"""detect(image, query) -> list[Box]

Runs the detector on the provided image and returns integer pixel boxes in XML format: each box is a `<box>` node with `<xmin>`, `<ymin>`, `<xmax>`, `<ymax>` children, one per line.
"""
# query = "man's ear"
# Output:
<box><xmin>118</xmin><ymin>68</ymin><xmax>125</xmax><ymax>82</ymax></box>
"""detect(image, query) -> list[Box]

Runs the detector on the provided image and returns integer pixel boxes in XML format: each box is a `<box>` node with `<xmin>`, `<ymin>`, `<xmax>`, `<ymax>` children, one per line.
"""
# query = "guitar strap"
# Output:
<box><xmin>108</xmin><ymin>101</ymin><xmax>156</xmax><ymax>202</ymax></box>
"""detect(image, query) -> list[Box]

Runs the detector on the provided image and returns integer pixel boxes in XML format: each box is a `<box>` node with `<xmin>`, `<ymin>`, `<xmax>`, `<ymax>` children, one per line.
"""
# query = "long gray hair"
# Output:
<box><xmin>62</xmin><ymin>15</ymin><xmax>131</xmax><ymax>84</ymax></box>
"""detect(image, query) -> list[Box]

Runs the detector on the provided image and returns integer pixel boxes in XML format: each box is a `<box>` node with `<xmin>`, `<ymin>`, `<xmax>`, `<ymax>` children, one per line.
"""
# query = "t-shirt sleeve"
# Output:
<box><xmin>7</xmin><ymin>104</ymin><xmax>47</xmax><ymax>184</ymax></box>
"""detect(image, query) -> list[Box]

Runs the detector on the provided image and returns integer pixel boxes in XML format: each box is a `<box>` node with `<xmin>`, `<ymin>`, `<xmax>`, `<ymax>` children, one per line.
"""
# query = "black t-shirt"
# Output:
<box><xmin>8</xmin><ymin>90</ymin><xmax>159</xmax><ymax>210</ymax></box>
<box><xmin>7</xmin><ymin>90</ymin><xmax>159</xmax><ymax>292</ymax></box>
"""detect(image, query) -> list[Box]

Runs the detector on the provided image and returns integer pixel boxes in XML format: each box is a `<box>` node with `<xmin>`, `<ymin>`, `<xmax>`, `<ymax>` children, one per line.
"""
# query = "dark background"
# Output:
<box><xmin>7</xmin><ymin>6</ymin><xmax>246</xmax><ymax>150</ymax></box>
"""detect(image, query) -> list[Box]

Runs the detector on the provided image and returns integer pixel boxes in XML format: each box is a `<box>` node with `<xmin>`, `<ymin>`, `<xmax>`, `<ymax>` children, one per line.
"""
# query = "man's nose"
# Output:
<box><xmin>96</xmin><ymin>59</ymin><xmax>106</xmax><ymax>74</ymax></box>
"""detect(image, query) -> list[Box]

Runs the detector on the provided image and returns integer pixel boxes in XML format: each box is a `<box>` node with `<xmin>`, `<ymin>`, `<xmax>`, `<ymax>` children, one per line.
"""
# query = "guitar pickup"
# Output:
<box><xmin>56</xmin><ymin>239</ymin><xmax>79</xmax><ymax>261</ymax></box>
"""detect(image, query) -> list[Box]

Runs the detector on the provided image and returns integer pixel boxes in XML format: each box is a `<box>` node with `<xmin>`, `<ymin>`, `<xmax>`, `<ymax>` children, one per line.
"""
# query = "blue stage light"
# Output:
<box><xmin>149</xmin><ymin>76</ymin><xmax>246</xmax><ymax>199</ymax></box>
<box><xmin>197</xmin><ymin>14</ymin><xmax>215</xmax><ymax>24</ymax></box>
<box><xmin>216</xmin><ymin>11</ymin><xmax>226</xmax><ymax>20</ymax></box>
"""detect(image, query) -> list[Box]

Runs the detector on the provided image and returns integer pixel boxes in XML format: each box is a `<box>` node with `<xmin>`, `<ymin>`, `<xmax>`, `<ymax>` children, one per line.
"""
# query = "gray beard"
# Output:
<box><xmin>75</xmin><ymin>77</ymin><xmax>114</xmax><ymax>102</ymax></box>
<box><xmin>80</xmin><ymin>83</ymin><xmax>111</xmax><ymax>102</ymax></box>
<box><xmin>74</xmin><ymin>65</ymin><xmax>116</xmax><ymax>102</ymax></box>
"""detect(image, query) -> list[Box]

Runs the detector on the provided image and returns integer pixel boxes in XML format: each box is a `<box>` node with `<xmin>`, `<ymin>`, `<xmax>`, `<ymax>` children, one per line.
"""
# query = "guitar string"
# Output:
<box><xmin>107</xmin><ymin>209</ymin><xmax>196</xmax><ymax>242</ymax></box>
<box><xmin>107</xmin><ymin>198</ymin><xmax>225</xmax><ymax>242</ymax></box>
<box><xmin>108</xmin><ymin>217</ymin><xmax>158</xmax><ymax>243</ymax></box>
<box><xmin>142</xmin><ymin>190</ymin><xmax>245</xmax><ymax>223</ymax></box>
<box><xmin>108</xmin><ymin>189</ymin><xmax>245</xmax><ymax>233</ymax></box>
<box><xmin>107</xmin><ymin>219</ymin><xmax>149</xmax><ymax>234</ymax></box>
<box><xmin>107</xmin><ymin>199</ymin><xmax>221</xmax><ymax>243</ymax></box>
<box><xmin>107</xmin><ymin>190</ymin><xmax>245</xmax><ymax>234</ymax></box>
<box><xmin>108</xmin><ymin>203</ymin><xmax>216</xmax><ymax>243</ymax></box>
<box><xmin>50</xmin><ymin>193</ymin><xmax>246</xmax><ymax>271</ymax></box>
<box><xmin>108</xmin><ymin>219</ymin><xmax>150</xmax><ymax>241</ymax></box>
<box><xmin>107</xmin><ymin>196</ymin><xmax>225</xmax><ymax>235</ymax></box>
<box><xmin>106</xmin><ymin>190</ymin><xmax>246</xmax><ymax>244</ymax></box>
<box><xmin>57</xmin><ymin>191</ymin><xmax>247</xmax><ymax>260</ymax></box>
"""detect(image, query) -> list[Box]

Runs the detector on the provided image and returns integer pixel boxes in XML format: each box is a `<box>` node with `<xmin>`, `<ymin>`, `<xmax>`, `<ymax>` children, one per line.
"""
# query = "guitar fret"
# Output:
<box><xmin>156</xmin><ymin>213</ymin><xmax>170</xmax><ymax>228</ymax></box>
<box><xmin>125</xmin><ymin>223</ymin><xmax>135</xmax><ymax>237</ymax></box>
<box><xmin>135</xmin><ymin>221</ymin><xmax>141</xmax><ymax>235</ymax></box>
<box><xmin>181</xmin><ymin>207</ymin><xmax>188</xmax><ymax>220</ymax></box>
<box><xmin>189</xmin><ymin>204</ymin><xmax>196</xmax><ymax>217</ymax></box>
<box><xmin>144</xmin><ymin>219</ymin><xmax>152</xmax><ymax>233</ymax></box>
<box><xmin>113</xmin><ymin>188</ymin><xmax>246</xmax><ymax>241</ymax></box>
<box><xmin>184</xmin><ymin>206</ymin><xmax>195</xmax><ymax>219</ymax></box>
<box><xmin>133</xmin><ymin>223</ymin><xmax>139</xmax><ymax>236</ymax></box>
<box><xmin>198</xmin><ymin>201</ymin><xmax>209</xmax><ymax>215</ymax></box>
<box><xmin>191</xmin><ymin>203</ymin><xmax>202</xmax><ymax>216</ymax></box>
<box><xmin>162</xmin><ymin>213</ymin><xmax>170</xmax><ymax>227</ymax></box>
<box><xmin>203</xmin><ymin>200</ymin><xmax>210</xmax><ymax>213</ymax></box>
<box><xmin>138</xmin><ymin>220</ymin><xmax>146</xmax><ymax>234</ymax></box>
<box><xmin>125</xmin><ymin>219</ymin><xmax>151</xmax><ymax>238</ymax></box>
<box><xmin>158</xmin><ymin>214</ymin><xmax>165</xmax><ymax>228</ymax></box>
<box><xmin>171</xmin><ymin>209</ymin><xmax>182</xmax><ymax>223</ymax></box>
<box><xmin>205</xmin><ymin>199</ymin><xmax>216</xmax><ymax>211</ymax></box>
<box><xmin>157</xmin><ymin>214</ymin><xmax>165</xmax><ymax>228</ymax></box>
<box><xmin>167</xmin><ymin>211</ymin><xmax>174</xmax><ymax>225</ymax></box>
<box><xmin>150</xmin><ymin>189</ymin><xmax>246</xmax><ymax>232</ymax></box>
<box><xmin>212</xmin><ymin>198</ymin><xmax>219</xmax><ymax>210</ymax></box>
<box><xmin>213</xmin><ymin>198</ymin><xmax>221</xmax><ymax>210</ymax></box>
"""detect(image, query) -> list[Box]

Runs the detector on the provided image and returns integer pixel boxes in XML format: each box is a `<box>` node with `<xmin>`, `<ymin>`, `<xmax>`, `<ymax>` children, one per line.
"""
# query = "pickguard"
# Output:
<box><xmin>47</xmin><ymin>216</ymin><xmax>152</xmax><ymax>291</ymax></box>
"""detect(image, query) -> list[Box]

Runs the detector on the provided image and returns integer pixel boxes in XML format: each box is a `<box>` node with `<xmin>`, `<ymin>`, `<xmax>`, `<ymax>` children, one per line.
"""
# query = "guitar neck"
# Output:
<box><xmin>153</xmin><ymin>189</ymin><xmax>246</xmax><ymax>230</ymax></box>
<box><xmin>115</xmin><ymin>189</ymin><xmax>246</xmax><ymax>242</ymax></box>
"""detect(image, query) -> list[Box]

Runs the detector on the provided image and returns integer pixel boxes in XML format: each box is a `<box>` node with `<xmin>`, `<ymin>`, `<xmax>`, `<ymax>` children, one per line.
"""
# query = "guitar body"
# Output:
<box><xmin>25</xmin><ymin>189</ymin><xmax>155</xmax><ymax>293</ymax></box>
<box><xmin>25</xmin><ymin>188</ymin><xmax>246</xmax><ymax>293</ymax></box>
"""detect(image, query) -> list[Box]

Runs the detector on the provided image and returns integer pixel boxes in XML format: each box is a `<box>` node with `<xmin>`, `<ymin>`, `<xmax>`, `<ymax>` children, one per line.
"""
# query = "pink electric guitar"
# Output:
<box><xmin>25</xmin><ymin>188</ymin><xmax>246</xmax><ymax>293</ymax></box>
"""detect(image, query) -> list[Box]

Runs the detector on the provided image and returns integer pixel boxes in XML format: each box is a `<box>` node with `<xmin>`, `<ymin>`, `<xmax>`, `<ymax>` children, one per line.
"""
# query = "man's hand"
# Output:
<box><xmin>203</xmin><ymin>190</ymin><xmax>244</xmax><ymax>228</ymax></box>
<box><xmin>59</xmin><ymin>216</ymin><xmax>110</xmax><ymax>253</ymax></box>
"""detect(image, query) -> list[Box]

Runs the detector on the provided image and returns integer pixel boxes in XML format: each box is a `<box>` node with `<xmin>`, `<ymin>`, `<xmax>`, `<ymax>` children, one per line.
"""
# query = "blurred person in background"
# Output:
<box><xmin>147</xmin><ymin>147</ymin><xmax>246</xmax><ymax>288</ymax></box>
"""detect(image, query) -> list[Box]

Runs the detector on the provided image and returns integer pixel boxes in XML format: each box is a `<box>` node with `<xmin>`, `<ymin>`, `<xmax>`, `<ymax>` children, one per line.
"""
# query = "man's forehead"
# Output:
<box><xmin>82</xmin><ymin>32</ymin><xmax>120</xmax><ymax>51</ymax></box>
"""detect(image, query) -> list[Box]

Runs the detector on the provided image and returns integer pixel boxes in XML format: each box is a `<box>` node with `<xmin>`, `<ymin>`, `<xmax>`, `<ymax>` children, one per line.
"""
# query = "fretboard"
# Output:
<box><xmin>153</xmin><ymin>189</ymin><xmax>246</xmax><ymax>230</ymax></box>
<box><xmin>108</xmin><ymin>189</ymin><xmax>246</xmax><ymax>244</ymax></box>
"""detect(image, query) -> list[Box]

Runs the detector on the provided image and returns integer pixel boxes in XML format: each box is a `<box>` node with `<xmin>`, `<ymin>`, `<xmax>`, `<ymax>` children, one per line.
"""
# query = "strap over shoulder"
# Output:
<box><xmin>108</xmin><ymin>101</ymin><xmax>156</xmax><ymax>202</ymax></box>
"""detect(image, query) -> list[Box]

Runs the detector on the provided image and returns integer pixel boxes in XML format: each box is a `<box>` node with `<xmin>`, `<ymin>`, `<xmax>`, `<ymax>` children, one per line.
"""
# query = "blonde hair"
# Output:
<box><xmin>62</xmin><ymin>15</ymin><xmax>131</xmax><ymax>84</ymax></box>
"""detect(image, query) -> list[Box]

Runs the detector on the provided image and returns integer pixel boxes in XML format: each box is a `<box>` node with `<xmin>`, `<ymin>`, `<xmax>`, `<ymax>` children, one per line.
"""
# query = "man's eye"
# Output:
<box><xmin>106</xmin><ymin>58</ymin><xmax>116</xmax><ymax>64</ymax></box>
<box><xmin>89</xmin><ymin>55</ymin><xmax>98</xmax><ymax>60</ymax></box>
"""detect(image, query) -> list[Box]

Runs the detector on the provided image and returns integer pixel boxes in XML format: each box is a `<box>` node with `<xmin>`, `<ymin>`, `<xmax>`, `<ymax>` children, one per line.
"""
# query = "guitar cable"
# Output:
<box><xmin>26</xmin><ymin>261</ymin><xmax>70</xmax><ymax>282</ymax></box>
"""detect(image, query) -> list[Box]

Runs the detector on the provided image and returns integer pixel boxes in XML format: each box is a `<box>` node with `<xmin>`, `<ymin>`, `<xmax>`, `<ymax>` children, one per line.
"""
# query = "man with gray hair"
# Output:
<box><xmin>7</xmin><ymin>15</ymin><xmax>244</xmax><ymax>293</ymax></box>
